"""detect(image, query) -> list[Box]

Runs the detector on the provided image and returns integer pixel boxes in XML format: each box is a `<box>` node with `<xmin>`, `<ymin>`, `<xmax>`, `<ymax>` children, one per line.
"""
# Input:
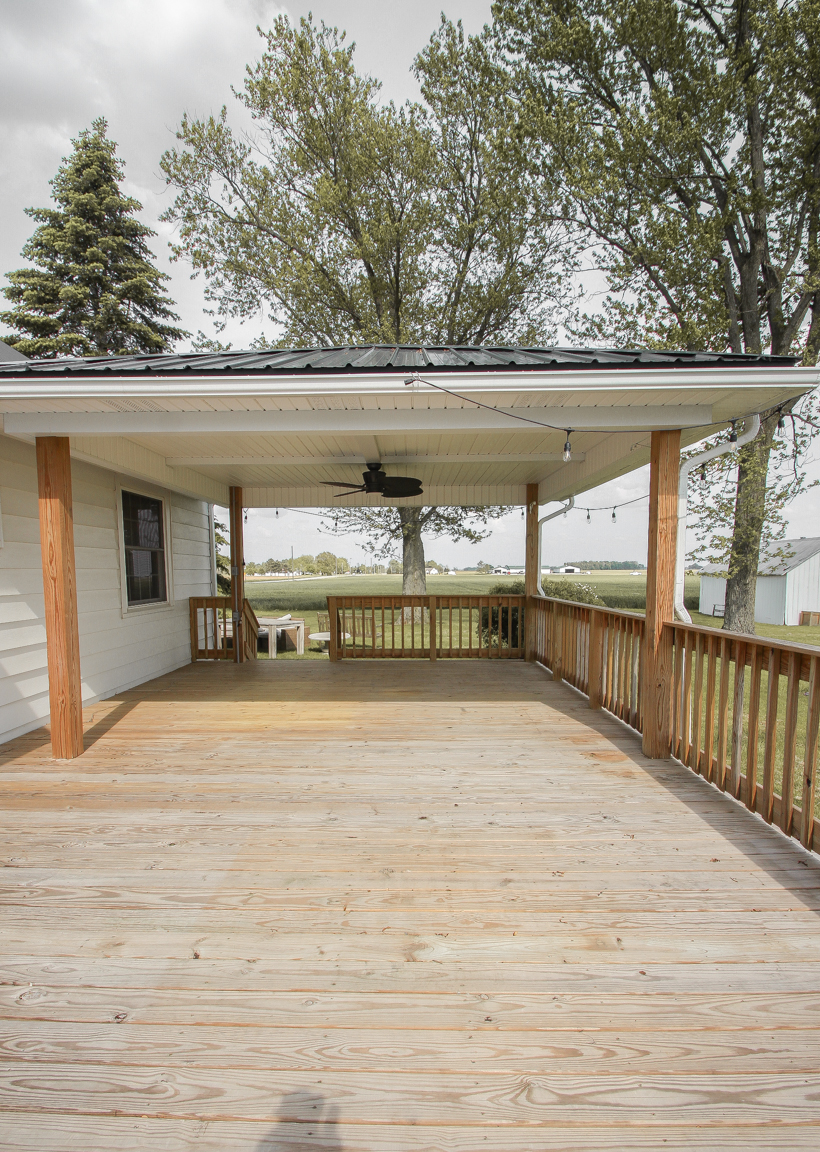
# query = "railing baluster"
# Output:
<box><xmin>781</xmin><ymin>651</ymin><xmax>800</xmax><ymax>836</ymax></box>
<box><xmin>802</xmin><ymin>656</ymin><xmax>820</xmax><ymax>849</ymax></box>
<box><xmin>730</xmin><ymin>640</ymin><xmax>747</xmax><ymax>799</ymax></box>
<box><xmin>745</xmin><ymin>645</ymin><xmax>763</xmax><ymax>812</ymax></box>
<box><xmin>703</xmin><ymin>635</ymin><xmax>717</xmax><ymax>782</ymax></box>
<box><xmin>762</xmin><ymin>648</ymin><xmax>780</xmax><ymax>823</ymax></box>
<box><xmin>716</xmin><ymin>635</ymin><xmax>731</xmax><ymax>790</ymax></box>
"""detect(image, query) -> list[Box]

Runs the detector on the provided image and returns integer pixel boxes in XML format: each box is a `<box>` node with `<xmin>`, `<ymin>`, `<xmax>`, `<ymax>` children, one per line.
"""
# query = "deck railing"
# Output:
<box><xmin>327</xmin><ymin>594</ymin><xmax>525</xmax><ymax>660</ymax></box>
<box><xmin>669</xmin><ymin>623</ymin><xmax>820</xmax><ymax>852</ymax></box>
<box><xmin>189</xmin><ymin>597</ymin><xmax>259</xmax><ymax>662</ymax></box>
<box><xmin>530</xmin><ymin>594</ymin><xmax>820</xmax><ymax>854</ymax></box>
<box><xmin>529</xmin><ymin>596</ymin><xmax>646</xmax><ymax>731</ymax></box>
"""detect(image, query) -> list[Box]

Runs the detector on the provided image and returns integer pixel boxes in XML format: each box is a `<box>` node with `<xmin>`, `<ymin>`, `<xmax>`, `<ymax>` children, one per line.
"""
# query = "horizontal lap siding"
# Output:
<box><xmin>0</xmin><ymin>434</ymin><xmax>212</xmax><ymax>744</ymax></box>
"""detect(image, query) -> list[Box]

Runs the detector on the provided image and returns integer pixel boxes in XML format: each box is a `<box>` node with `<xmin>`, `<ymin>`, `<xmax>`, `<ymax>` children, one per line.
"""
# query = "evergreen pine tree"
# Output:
<box><xmin>1</xmin><ymin>119</ymin><xmax>187</xmax><ymax>357</ymax></box>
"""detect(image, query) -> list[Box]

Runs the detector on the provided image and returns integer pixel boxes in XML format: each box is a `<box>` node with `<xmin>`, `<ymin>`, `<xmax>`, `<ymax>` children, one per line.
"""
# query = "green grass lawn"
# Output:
<box><xmin>246</xmin><ymin>572</ymin><xmax>820</xmax><ymax>658</ymax></box>
<box><xmin>245</xmin><ymin>570</ymin><xmax>686</xmax><ymax>612</ymax></box>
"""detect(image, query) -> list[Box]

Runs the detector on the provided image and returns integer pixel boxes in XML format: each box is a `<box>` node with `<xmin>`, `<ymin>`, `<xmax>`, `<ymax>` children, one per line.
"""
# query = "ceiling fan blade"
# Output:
<box><xmin>334</xmin><ymin>486</ymin><xmax>367</xmax><ymax>497</ymax></box>
<box><xmin>320</xmin><ymin>480</ymin><xmax>367</xmax><ymax>488</ymax></box>
<box><xmin>381</xmin><ymin>476</ymin><xmax>423</xmax><ymax>498</ymax></box>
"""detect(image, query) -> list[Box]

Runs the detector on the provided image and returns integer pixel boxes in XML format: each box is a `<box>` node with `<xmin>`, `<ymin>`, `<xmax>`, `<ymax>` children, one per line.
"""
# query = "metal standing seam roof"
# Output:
<box><xmin>700</xmin><ymin>537</ymin><xmax>820</xmax><ymax>577</ymax></box>
<box><xmin>0</xmin><ymin>345</ymin><xmax>801</xmax><ymax>377</ymax></box>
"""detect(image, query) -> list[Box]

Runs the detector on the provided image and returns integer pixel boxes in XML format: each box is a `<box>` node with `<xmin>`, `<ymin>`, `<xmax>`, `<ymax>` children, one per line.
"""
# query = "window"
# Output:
<box><xmin>122</xmin><ymin>490</ymin><xmax>167</xmax><ymax>605</ymax></box>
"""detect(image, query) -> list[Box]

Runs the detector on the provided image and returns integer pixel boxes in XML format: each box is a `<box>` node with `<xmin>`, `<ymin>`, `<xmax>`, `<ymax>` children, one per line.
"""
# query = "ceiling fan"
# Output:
<box><xmin>321</xmin><ymin>462</ymin><xmax>423</xmax><ymax>499</ymax></box>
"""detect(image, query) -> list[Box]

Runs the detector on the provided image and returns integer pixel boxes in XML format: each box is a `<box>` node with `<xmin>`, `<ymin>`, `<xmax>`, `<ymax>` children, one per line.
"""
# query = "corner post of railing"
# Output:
<box><xmin>642</xmin><ymin>429</ymin><xmax>680</xmax><ymax>759</ymax></box>
<box><xmin>190</xmin><ymin>598</ymin><xmax>199</xmax><ymax>663</ymax></box>
<box><xmin>588</xmin><ymin>608</ymin><xmax>604</xmax><ymax>709</ymax></box>
<box><xmin>802</xmin><ymin>655</ymin><xmax>820</xmax><ymax>849</ymax></box>
<box><xmin>552</xmin><ymin>600</ymin><xmax>563</xmax><ymax>684</ymax></box>
<box><xmin>429</xmin><ymin>596</ymin><xmax>437</xmax><ymax>661</ymax></box>
<box><xmin>524</xmin><ymin>595</ymin><xmax>536</xmax><ymax>662</ymax></box>
<box><xmin>328</xmin><ymin>596</ymin><xmax>340</xmax><ymax>662</ymax></box>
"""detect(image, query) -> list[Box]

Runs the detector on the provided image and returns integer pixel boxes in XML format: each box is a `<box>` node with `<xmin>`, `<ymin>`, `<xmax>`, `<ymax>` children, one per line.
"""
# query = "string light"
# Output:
<box><xmin>563</xmin><ymin>431</ymin><xmax>573</xmax><ymax>462</ymax></box>
<box><xmin>728</xmin><ymin>419</ymin><xmax>738</xmax><ymax>443</ymax></box>
<box><xmin>777</xmin><ymin>410</ymin><xmax>785</xmax><ymax>430</ymax></box>
<box><xmin>611</xmin><ymin>508</ymin><xmax>617</xmax><ymax>523</ymax></box>
<box><xmin>586</xmin><ymin>509</ymin><xmax>591</xmax><ymax>524</ymax></box>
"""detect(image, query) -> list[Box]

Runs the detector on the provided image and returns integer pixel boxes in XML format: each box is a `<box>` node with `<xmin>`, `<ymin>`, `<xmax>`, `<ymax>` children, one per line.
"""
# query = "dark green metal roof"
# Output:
<box><xmin>0</xmin><ymin>344</ymin><xmax>799</xmax><ymax>377</ymax></box>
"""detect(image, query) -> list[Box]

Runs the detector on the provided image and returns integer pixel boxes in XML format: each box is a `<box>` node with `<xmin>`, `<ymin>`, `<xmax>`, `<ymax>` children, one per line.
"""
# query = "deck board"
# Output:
<box><xmin>1</xmin><ymin>659</ymin><xmax>820</xmax><ymax>1148</ymax></box>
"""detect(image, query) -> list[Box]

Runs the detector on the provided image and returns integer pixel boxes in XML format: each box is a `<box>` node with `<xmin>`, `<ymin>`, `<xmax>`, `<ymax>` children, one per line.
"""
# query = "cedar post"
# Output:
<box><xmin>36</xmin><ymin>436</ymin><xmax>83</xmax><ymax>759</ymax></box>
<box><xmin>642</xmin><ymin>429</ymin><xmax>681</xmax><ymax>758</ymax></box>
<box><xmin>328</xmin><ymin>596</ymin><xmax>339</xmax><ymax>661</ymax></box>
<box><xmin>588</xmin><ymin>609</ymin><xmax>604</xmax><ymax>710</ymax></box>
<box><xmin>229</xmin><ymin>486</ymin><xmax>245</xmax><ymax>663</ymax></box>
<box><xmin>524</xmin><ymin>483</ymin><xmax>539</xmax><ymax>661</ymax></box>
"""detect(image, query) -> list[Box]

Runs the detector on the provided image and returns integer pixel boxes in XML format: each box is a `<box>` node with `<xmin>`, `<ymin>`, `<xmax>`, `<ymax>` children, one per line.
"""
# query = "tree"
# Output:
<box><xmin>214</xmin><ymin>518</ymin><xmax>231</xmax><ymax>595</ymax></box>
<box><xmin>322</xmin><ymin>506</ymin><xmax>508</xmax><ymax>594</ymax></box>
<box><xmin>494</xmin><ymin>0</ymin><xmax>820</xmax><ymax>633</ymax></box>
<box><xmin>1</xmin><ymin>119</ymin><xmax>186</xmax><ymax>357</ymax></box>
<box><xmin>160</xmin><ymin>15</ymin><xmax>576</xmax><ymax>592</ymax></box>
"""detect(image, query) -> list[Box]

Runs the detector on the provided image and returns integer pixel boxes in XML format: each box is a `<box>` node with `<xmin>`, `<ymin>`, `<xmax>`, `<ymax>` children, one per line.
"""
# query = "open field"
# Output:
<box><xmin>246</xmin><ymin>570</ymin><xmax>692</xmax><ymax>613</ymax></box>
<box><xmin>246</xmin><ymin>575</ymin><xmax>820</xmax><ymax>660</ymax></box>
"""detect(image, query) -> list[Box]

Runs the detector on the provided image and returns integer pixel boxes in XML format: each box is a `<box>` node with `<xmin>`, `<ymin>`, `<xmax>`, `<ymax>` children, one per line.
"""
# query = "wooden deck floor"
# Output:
<box><xmin>1</xmin><ymin>660</ymin><xmax>820</xmax><ymax>1150</ymax></box>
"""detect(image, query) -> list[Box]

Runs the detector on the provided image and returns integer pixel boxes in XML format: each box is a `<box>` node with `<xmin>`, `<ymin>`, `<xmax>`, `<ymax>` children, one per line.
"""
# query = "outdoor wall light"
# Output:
<box><xmin>563</xmin><ymin>431</ymin><xmax>573</xmax><ymax>462</ymax></box>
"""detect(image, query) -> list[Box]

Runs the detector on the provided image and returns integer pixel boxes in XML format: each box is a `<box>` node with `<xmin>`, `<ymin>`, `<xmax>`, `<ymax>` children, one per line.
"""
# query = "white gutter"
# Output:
<box><xmin>537</xmin><ymin>496</ymin><xmax>575</xmax><ymax>594</ymax></box>
<box><xmin>674</xmin><ymin>414</ymin><xmax>761</xmax><ymax>623</ymax></box>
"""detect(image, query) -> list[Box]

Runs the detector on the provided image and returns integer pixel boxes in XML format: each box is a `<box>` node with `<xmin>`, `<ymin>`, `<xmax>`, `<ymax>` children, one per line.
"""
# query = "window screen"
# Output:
<box><xmin>122</xmin><ymin>490</ymin><xmax>167</xmax><ymax>605</ymax></box>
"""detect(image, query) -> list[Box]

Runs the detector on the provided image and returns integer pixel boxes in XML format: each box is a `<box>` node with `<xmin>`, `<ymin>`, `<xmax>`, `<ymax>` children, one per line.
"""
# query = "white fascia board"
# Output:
<box><xmin>0</xmin><ymin>364</ymin><xmax>815</xmax><ymax>398</ymax></box>
<box><xmin>4</xmin><ymin>404</ymin><xmax>713</xmax><ymax>435</ymax></box>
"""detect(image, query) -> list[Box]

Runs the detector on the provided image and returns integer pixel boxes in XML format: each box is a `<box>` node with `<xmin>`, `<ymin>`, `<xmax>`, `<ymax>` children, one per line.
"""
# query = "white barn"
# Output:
<box><xmin>698</xmin><ymin>537</ymin><xmax>820</xmax><ymax>626</ymax></box>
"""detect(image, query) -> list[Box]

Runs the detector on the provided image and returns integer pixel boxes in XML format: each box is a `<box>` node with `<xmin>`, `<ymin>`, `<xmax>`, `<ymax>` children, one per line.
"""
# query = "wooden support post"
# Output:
<box><xmin>642</xmin><ymin>429</ymin><xmax>681</xmax><ymax>759</ymax></box>
<box><xmin>588</xmin><ymin>609</ymin><xmax>604</xmax><ymax>709</ymax></box>
<box><xmin>229</xmin><ymin>486</ymin><xmax>245</xmax><ymax>663</ymax></box>
<box><xmin>429</xmin><ymin>595</ymin><xmax>437</xmax><ymax>661</ymax></box>
<box><xmin>328</xmin><ymin>596</ymin><xmax>339</xmax><ymax>661</ymax></box>
<box><xmin>36</xmin><ymin>436</ymin><xmax>83</xmax><ymax>759</ymax></box>
<box><xmin>524</xmin><ymin>483</ymin><xmax>539</xmax><ymax>661</ymax></box>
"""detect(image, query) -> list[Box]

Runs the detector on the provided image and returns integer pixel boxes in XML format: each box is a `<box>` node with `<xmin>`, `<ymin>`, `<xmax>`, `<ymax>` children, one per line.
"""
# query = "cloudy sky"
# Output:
<box><xmin>1</xmin><ymin>0</ymin><xmax>816</xmax><ymax>567</ymax></box>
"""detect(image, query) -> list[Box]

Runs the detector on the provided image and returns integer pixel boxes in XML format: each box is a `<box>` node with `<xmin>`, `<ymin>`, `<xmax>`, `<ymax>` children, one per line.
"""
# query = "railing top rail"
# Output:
<box><xmin>669</xmin><ymin>619</ymin><xmax>820</xmax><ymax>658</ymax></box>
<box><xmin>529</xmin><ymin>593</ymin><xmax>646</xmax><ymax>622</ymax></box>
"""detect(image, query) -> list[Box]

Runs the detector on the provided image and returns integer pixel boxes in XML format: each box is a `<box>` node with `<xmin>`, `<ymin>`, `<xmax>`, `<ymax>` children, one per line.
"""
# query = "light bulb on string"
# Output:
<box><xmin>611</xmin><ymin>508</ymin><xmax>617</xmax><ymax>523</ymax></box>
<box><xmin>777</xmin><ymin>411</ymin><xmax>785</xmax><ymax>431</ymax></box>
<box><xmin>728</xmin><ymin>419</ymin><xmax>738</xmax><ymax>443</ymax></box>
<box><xmin>244</xmin><ymin>509</ymin><xmax>248</xmax><ymax>524</ymax></box>
<box><xmin>562</xmin><ymin>431</ymin><xmax>573</xmax><ymax>463</ymax></box>
<box><xmin>586</xmin><ymin>509</ymin><xmax>591</xmax><ymax>524</ymax></box>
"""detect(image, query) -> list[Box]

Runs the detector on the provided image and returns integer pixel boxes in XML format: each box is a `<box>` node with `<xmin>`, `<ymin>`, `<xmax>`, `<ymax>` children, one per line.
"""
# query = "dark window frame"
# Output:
<box><xmin>121</xmin><ymin>489</ymin><xmax>168</xmax><ymax>607</ymax></box>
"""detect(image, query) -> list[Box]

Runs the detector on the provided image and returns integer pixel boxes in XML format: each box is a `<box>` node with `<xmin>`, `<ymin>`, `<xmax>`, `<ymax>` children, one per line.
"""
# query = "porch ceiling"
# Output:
<box><xmin>0</xmin><ymin>347</ymin><xmax>813</xmax><ymax>507</ymax></box>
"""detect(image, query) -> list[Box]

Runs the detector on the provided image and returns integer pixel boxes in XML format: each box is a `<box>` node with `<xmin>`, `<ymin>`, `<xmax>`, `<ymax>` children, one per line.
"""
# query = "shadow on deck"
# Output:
<box><xmin>2</xmin><ymin>659</ymin><xmax>820</xmax><ymax>1149</ymax></box>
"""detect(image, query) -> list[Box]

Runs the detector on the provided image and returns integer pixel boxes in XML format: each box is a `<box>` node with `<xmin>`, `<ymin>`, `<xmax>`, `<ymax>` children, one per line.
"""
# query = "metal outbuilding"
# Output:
<box><xmin>698</xmin><ymin>536</ymin><xmax>820</xmax><ymax>625</ymax></box>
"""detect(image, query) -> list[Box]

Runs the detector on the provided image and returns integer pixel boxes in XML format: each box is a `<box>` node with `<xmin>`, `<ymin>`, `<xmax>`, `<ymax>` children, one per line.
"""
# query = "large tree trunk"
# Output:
<box><xmin>400</xmin><ymin>508</ymin><xmax>427</xmax><ymax>595</ymax></box>
<box><xmin>723</xmin><ymin>413</ymin><xmax>779</xmax><ymax>635</ymax></box>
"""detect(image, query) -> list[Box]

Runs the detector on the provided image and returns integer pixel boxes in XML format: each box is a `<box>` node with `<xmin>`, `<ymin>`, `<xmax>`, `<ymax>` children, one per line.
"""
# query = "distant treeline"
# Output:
<box><xmin>562</xmin><ymin>560</ymin><xmax>646</xmax><ymax>571</ymax></box>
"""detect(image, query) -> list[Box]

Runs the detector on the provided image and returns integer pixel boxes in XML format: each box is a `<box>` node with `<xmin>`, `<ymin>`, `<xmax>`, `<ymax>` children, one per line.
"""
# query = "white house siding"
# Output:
<box><xmin>0</xmin><ymin>433</ymin><xmax>213</xmax><ymax>745</ymax></box>
<box><xmin>785</xmin><ymin>551</ymin><xmax>820</xmax><ymax>625</ymax></box>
